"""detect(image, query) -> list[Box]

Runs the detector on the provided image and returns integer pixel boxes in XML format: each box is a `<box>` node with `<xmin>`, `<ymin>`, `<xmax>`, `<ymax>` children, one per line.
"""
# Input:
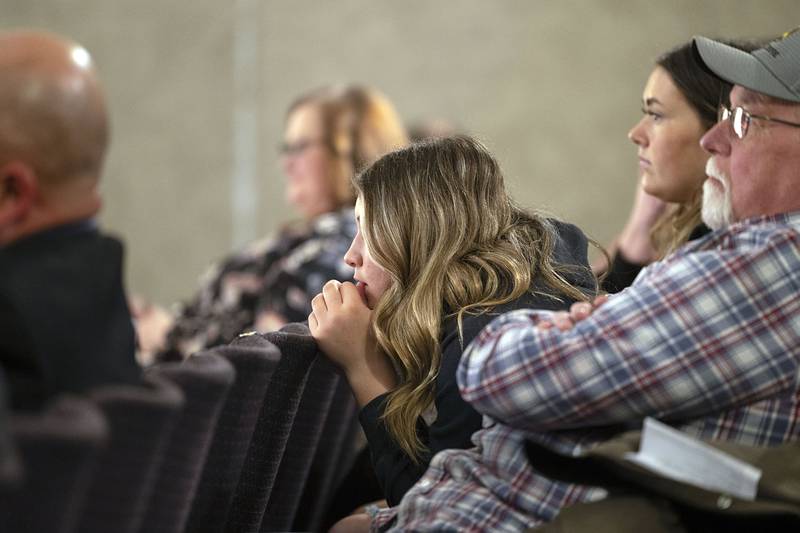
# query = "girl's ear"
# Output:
<box><xmin>0</xmin><ymin>161</ymin><xmax>38</xmax><ymax>226</ymax></box>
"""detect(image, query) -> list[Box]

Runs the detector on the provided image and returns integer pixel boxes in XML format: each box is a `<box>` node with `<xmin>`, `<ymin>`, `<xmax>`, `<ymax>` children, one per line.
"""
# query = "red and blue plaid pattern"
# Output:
<box><xmin>372</xmin><ymin>212</ymin><xmax>800</xmax><ymax>532</ymax></box>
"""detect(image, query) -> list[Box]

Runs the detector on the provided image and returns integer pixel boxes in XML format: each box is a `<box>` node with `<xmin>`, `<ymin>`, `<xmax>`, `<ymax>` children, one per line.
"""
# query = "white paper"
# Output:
<box><xmin>624</xmin><ymin>417</ymin><xmax>762</xmax><ymax>501</ymax></box>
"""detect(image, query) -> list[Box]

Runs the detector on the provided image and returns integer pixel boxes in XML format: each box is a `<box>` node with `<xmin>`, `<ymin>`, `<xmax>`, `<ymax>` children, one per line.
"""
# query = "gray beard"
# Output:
<box><xmin>701</xmin><ymin>159</ymin><xmax>734</xmax><ymax>231</ymax></box>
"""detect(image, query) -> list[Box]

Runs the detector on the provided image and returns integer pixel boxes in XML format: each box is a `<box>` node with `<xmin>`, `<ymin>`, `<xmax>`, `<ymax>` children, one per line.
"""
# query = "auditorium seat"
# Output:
<box><xmin>76</xmin><ymin>375</ymin><xmax>184</xmax><ymax>533</ymax></box>
<box><xmin>292</xmin><ymin>376</ymin><xmax>359</xmax><ymax>532</ymax></box>
<box><xmin>224</xmin><ymin>326</ymin><xmax>318</xmax><ymax>533</ymax></box>
<box><xmin>139</xmin><ymin>352</ymin><xmax>235</xmax><ymax>533</ymax></box>
<box><xmin>261</xmin><ymin>336</ymin><xmax>342</xmax><ymax>531</ymax></box>
<box><xmin>0</xmin><ymin>395</ymin><xmax>107</xmax><ymax>533</ymax></box>
<box><xmin>185</xmin><ymin>337</ymin><xmax>281</xmax><ymax>533</ymax></box>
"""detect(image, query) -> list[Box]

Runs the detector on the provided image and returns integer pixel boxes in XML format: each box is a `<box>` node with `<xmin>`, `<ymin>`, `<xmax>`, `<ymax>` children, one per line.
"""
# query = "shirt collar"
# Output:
<box><xmin>1</xmin><ymin>218</ymin><xmax>98</xmax><ymax>250</ymax></box>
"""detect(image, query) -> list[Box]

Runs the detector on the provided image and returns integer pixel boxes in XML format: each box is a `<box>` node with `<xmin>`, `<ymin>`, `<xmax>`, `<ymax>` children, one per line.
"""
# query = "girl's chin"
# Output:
<box><xmin>640</xmin><ymin>176</ymin><xmax>664</xmax><ymax>197</ymax></box>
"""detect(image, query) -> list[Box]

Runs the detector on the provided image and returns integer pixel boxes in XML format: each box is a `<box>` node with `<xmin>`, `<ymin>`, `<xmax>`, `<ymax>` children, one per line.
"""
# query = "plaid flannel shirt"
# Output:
<box><xmin>373</xmin><ymin>212</ymin><xmax>800</xmax><ymax>532</ymax></box>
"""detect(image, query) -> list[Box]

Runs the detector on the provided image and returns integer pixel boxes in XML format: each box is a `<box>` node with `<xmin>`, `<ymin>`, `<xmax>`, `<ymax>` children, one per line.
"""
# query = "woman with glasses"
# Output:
<box><xmin>309</xmin><ymin>135</ymin><xmax>598</xmax><ymax>510</ymax></box>
<box><xmin>145</xmin><ymin>85</ymin><xmax>407</xmax><ymax>361</ymax></box>
<box><xmin>598</xmin><ymin>39</ymin><xmax>758</xmax><ymax>293</ymax></box>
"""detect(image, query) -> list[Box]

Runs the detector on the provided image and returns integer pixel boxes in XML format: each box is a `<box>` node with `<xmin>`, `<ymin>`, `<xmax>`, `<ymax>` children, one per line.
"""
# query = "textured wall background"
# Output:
<box><xmin>2</xmin><ymin>1</ymin><xmax>796</xmax><ymax>304</ymax></box>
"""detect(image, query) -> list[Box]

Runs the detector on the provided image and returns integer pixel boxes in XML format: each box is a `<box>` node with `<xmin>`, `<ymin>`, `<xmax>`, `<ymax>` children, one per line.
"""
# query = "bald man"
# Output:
<box><xmin>0</xmin><ymin>30</ymin><xmax>140</xmax><ymax>410</ymax></box>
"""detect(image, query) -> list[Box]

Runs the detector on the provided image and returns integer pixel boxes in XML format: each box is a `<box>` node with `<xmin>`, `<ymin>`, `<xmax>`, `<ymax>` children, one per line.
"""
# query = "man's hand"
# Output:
<box><xmin>538</xmin><ymin>294</ymin><xmax>609</xmax><ymax>331</ymax></box>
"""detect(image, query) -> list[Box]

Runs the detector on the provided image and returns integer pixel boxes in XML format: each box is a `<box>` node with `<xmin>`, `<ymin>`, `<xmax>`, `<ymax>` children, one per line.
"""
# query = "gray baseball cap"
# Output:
<box><xmin>693</xmin><ymin>28</ymin><xmax>800</xmax><ymax>103</ymax></box>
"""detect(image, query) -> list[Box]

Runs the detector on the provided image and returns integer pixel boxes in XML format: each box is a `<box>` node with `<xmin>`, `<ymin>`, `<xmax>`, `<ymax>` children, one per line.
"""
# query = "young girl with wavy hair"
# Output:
<box><xmin>310</xmin><ymin>135</ymin><xmax>597</xmax><ymax>505</ymax></box>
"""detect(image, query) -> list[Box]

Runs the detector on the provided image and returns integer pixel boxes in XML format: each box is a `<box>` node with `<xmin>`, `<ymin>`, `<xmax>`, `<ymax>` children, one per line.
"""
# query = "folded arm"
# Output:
<box><xmin>458</xmin><ymin>229</ymin><xmax>800</xmax><ymax>432</ymax></box>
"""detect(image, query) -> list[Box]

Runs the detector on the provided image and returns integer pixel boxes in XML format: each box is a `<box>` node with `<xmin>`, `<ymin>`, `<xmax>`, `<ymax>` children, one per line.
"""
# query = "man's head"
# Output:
<box><xmin>0</xmin><ymin>30</ymin><xmax>109</xmax><ymax>245</ymax></box>
<box><xmin>693</xmin><ymin>29</ymin><xmax>800</xmax><ymax>229</ymax></box>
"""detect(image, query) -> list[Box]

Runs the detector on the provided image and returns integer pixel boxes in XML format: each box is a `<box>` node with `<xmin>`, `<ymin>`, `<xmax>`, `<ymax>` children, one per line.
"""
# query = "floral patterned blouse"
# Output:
<box><xmin>157</xmin><ymin>208</ymin><xmax>355</xmax><ymax>361</ymax></box>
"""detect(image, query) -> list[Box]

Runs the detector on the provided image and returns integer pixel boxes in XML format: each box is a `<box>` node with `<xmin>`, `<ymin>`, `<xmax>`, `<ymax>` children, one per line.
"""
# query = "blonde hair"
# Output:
<box><xmin>650</xmin><ymin>189</ymin><xmax>704</xmax><ymax>258</ymax></box>
<box><xmin>354</xmin><ymin>135</ymin><xmax>594</xmax><ymax>461</ymax></box>
<box><xmin>287</xmin><ymin>85</ymin><xmax>408</xmax><ymax>208</ymax></box>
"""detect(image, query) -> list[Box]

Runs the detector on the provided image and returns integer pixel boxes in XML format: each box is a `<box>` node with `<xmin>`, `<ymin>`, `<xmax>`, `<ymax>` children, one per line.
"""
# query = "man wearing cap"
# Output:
<box><xmin>0</xmin><ymin>30</ymin><xmax>140</xmax><ymax>410</ymax></box>
<box><xmin>334</xmin><ymin>30</ymin><xmax>800</xmax><ymax>533</ymax></box>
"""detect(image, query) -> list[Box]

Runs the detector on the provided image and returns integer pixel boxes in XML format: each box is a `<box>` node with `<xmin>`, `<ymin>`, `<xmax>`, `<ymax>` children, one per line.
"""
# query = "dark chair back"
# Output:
<box><xmin>292</xmin><ymin>377</ymin><xmax>359</xmax><ymax>532</ymax></box>
<box><xmin>76</xmin><ymin>375</ymin><xmax>184</xmax><ymax>533</ymax></box>
<box><xmin>261</xmin><ymin>355</ymin><xmax>341</xmax><ymax>530</ymax></box>
<box><xmin>185</xmin><ymin>337</ymin><xmax>281</xmax><ymax>533</ymax></box>
<box><xmin>139</xmin><ymin>352</ymin><xmax>235</xmax><ymax>533</ymax></box>
<box><xmin>224</xmin><ymin>326</ymin><xmax>318</xmax><ymax>533</ymax></box>
<box><xmin>0</xmin><ymin>396</ymin><xmax>107</xmax><ymax>533</ymax></box>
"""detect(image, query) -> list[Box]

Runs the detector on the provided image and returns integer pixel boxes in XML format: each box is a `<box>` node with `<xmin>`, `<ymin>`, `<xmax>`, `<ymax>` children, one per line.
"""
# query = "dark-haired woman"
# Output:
<box><xmin>601</xmin><ymin>39</ymin><xmax>759</xmax><ymax>292</ymax></box>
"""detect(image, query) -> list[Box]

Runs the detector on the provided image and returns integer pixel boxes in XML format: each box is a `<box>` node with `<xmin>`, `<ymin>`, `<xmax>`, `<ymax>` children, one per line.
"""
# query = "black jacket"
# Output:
<box><xmin>0</xmin><ymin>221</ymin><xmax>140</xmax><ymax>410</ymax></box>
<box><xmin>602</xmin><ymin>224</ymin><xmax>711</xmax><ymax>294</ymax></box>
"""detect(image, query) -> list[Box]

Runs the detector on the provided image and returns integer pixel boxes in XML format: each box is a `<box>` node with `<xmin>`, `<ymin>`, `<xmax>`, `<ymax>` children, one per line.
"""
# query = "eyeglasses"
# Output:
<box><xmin>277</xmin><ymin>138</ymin><xmax>332</xmax><ymax>157</ymax></box>
<box><xmin>718</xmin><ymin>105</ymin><xmax>800</xmax><ymax>139</ymax></box>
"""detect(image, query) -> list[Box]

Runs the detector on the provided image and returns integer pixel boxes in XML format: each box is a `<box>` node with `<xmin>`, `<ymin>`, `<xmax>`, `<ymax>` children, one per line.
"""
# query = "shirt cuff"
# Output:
<box><xmin>359</xmin><ymin>392</ymin><xmax>395</xmax><ymax>453</ymax></box>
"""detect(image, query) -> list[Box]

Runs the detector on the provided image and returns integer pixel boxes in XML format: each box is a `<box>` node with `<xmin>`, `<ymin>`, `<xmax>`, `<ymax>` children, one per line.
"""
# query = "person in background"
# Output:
<box><xmin>0</xmin><ymin>30</ymin><xmax>140</xmax><ymax>410</ymax></box>
<box><xmin>310</xmin><ymin>135</ymin><xmax>597</xmax><ymax>507</ymax></box>
<box><xmin>144</xmin><ymin>85</ymin><xmax>408</xmax><ymax>362</ymax></box>
<box><xmin>407</xmin><ymin>117</ymin><xmax>458</xmax><ymax>143</ymax></box>
<box><xmin>599</xmin><ymin>39</ymin><xmax>758</xmax><ymax>293</ymax></box>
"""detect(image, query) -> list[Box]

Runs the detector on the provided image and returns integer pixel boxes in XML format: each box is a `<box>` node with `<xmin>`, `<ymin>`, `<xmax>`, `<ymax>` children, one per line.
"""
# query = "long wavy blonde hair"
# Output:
<box><xmin>354</xmin><ymin>135</ymin><xmax>593</xmax><ymax>461</ymax></box>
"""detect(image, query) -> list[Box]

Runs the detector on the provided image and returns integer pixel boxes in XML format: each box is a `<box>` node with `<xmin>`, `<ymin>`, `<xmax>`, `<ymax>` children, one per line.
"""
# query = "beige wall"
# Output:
<box><xmin>2</xmin><ymin>1</ymin><xmax>796</xmax><ymax>304</ymax></box>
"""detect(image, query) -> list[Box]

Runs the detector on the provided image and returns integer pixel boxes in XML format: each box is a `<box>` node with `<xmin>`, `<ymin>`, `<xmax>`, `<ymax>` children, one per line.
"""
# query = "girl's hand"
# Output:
<box><xmin>309</xmin><ymin>280</ymin><xmax>396</xmax><ymax>405</ymax></box>
<box><xmin>310</xmin><ymin>280</ymin><xmax>372</xmax><ymax>369</ymax></box>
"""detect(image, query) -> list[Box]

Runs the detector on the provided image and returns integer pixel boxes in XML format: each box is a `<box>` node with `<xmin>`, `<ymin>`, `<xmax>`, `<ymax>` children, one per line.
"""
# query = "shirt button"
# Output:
<box><xmin>716</xmin><ymin>495</ymin><xmax>733</xmax><ymax>510</ymax></box>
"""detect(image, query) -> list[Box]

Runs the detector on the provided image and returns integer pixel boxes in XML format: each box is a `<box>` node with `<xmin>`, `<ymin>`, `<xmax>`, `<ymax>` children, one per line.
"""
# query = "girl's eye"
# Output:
<box><xmin>641</xmin><ymin>108</ymin><xmax>663</xmax><ymax>122</ymax></box>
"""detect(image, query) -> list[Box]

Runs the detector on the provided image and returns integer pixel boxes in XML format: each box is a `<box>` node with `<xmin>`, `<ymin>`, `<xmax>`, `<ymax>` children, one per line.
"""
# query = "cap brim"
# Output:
<box><xmin>693</xmin><ymin>36</ymin><xmax>799</xmax><ymax>102</ymax></box>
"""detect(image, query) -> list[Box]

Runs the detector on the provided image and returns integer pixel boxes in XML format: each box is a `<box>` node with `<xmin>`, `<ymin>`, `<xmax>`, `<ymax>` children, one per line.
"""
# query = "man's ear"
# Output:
<box><xmin>0</xmin><ymin>161</ymin><xmax>38</xmax><ymax>226</ymax></box>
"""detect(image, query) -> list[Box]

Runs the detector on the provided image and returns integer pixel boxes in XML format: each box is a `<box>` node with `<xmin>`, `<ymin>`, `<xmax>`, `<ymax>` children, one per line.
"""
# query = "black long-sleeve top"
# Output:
<box><xmin>601</xmin><ymin>224</ymin><xmax>711</xmax><ymax>294</ymax></box>
<box><xmin>358</xmin><ymin>221</ymin><xmax>597</xmax><ymax>505</ymax></box>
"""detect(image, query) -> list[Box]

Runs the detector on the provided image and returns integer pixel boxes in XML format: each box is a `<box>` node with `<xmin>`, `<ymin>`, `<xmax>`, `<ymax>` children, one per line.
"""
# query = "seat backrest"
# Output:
<box><xmin>139</xmin><ymin>352</ymin><xmax>235</xmax><ymax>533</ymax></box>
<box><xmin>76</xmin><ymin>375</ymin><xmax>184</xmax><ymax>533</ymax></box>
<box><xmin>261</xmin><ymin>329</ymin><xmax>343</xmax><ymax>532</ymax></box>
<box><xmin>223</xmin><ymin>327</ymin><xmax>318</xmax><ymax>533</ymax></box>
<box><xmin>184</xmin><ymin>338</ymin><xmax>281</xmax><ymax>533</ymax></box>
<box><xmin>0</xmin><ymin>395</ymin><xmax>107</xmax><ymax>533</ymax></box>
<box><xmin>292</xmin><ymin>376</ymin><xmax>359</xmax><ymax>533</ymax></box>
